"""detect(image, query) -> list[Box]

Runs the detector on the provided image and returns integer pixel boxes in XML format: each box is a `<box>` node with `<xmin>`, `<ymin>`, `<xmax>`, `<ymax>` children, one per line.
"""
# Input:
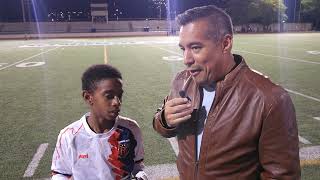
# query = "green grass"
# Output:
<box><xmin>0</xmin><ymin>33</ymin><xmax>319</xmax><ymax>179</ymax></box>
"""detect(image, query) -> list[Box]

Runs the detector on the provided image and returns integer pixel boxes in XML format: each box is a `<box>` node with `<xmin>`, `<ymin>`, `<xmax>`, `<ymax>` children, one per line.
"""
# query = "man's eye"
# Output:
<box><xmin>191</xmin><ymin>46</ymin><xmax>201</xmax><ymax>52</ymax></box>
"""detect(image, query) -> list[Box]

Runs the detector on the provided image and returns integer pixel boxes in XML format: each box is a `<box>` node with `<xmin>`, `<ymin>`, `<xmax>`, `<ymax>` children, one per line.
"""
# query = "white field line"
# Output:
<box><xmin>145</xmin><ymin>163</ymin><xmax>178</xmax><ymax>179</ymax></box>
<box><xmin>23</xmin><ymin>143</ymin><xmax>49</xmax><ymax>177</ymax></box>
<box><xmin>235</xmin><ymin>42</ymin><xmax>310</xmax><ymax>51</ymax></box>
<box><xmin>314</xmin><ymin>117</ymin><xmax>320</xmax><ymax>121</ymax></box>
<box><xmin>285</xmin><ymin>89</ymin><xmax>320</xmax><ymax>103</ymax></box>
<box><xmin>299</xmin><ymin>136</ymin><xmax>312</xmax><ymax>145</ymax></box>
<box><xmin>0</xmin><ymin>47</ymin><xmax>59</xmax><ymax>71</ymax></box>
<box><xmin>233</xmin><ymin>49</ymin><xmax>320</xmax><ymax>65</ymax></box>
<box><xmin>150</xmin><ymin>45</ymin><xmax>182</xmax><ymax>56</ymax></box>
<box><xmin>299</xmin><ymin>146</ymin><xmax>320</xmax><ymax>160</ymax></box>
<box><xmin>168</xmin><ymin>137</ymin><xmax>179</xmax><ymax>156</ymax></box>
<box><xmin>153</xmin><ymin>45</ymin><xmax>320</xmax><ymax>65</ymax></box>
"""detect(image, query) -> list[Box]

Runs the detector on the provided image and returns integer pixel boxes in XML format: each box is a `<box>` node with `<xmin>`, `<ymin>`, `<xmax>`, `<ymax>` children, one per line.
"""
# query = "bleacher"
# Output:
<box><xmin>0</xmin><ymin>20</ymin><xmax>177</xmax><ymax>35</ymax></box>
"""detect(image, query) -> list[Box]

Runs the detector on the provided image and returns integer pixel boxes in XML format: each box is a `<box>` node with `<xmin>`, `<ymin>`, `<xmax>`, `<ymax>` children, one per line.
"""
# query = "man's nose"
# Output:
<box><xmin>183</xmin><ymin>49</ymin><xmax>194</xmax><ymax>66</ymax></box>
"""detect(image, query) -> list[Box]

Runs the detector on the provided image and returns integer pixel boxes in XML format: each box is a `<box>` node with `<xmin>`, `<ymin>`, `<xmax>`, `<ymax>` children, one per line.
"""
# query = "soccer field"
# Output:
<box><xmin>0</xmin><ymin>33</ymin><xmax>319</xmax><ymax>179</ymax></box>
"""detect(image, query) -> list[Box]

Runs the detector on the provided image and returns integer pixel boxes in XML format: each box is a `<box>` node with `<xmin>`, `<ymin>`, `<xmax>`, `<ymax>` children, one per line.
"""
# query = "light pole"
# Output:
<box><xmin>21</xmin><ymin>0</ymin><xmax>26</xmax><ymax>23</ymax></box>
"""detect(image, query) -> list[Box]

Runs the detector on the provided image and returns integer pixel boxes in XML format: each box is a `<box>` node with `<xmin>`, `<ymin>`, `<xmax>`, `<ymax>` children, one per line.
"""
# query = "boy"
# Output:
<box><xmin>51</xmin><ymin>64</ymin><xmax>148</xmax><ymax>180</ymax></box>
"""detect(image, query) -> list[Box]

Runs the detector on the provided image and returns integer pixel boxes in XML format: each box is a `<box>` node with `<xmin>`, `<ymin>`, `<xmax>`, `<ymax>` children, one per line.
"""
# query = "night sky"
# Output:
<box><xmin>0</xmin><ymin>0</ymin><xmax>223</xmax><ymax>22</ymax></box>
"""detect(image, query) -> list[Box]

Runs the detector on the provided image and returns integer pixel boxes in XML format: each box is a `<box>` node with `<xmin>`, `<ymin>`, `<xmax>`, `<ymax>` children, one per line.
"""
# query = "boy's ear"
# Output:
<box><xmin>82</xmin><ymin>90</ymin><xmax>93</xmax><ymax>105</ymax></box>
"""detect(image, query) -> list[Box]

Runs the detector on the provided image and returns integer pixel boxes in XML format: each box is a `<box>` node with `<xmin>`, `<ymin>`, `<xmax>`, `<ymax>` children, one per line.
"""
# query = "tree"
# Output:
<box><xmin>300</xmin><ymin>0</ymin><xmax>320</xmax><ymax>30</ymax></box>
<box><xmin>226</xmin><ymin>0</ymin><xmax>287</xmax><ymax>26</ymax></box>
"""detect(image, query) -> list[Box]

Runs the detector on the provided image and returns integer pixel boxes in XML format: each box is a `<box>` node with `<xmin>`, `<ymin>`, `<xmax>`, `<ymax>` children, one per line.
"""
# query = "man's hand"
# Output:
<box><xmin>164</xmin><ymin>97</ymin><xmax>193</xmax><ymax>127</ymax></box>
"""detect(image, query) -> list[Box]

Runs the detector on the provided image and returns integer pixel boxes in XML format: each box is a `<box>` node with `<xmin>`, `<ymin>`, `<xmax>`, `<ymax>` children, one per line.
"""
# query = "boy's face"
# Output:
<box><xmin>84</xmin><ymin>78</ymin><xmax>123</xmax><ymax>121</ymax></box>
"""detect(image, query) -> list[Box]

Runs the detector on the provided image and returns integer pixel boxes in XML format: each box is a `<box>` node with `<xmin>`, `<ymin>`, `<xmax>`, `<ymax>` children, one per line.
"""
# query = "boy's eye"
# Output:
<box><xmin>105</xmin><ymin>93</ymin><xmax>123</xmax><ymax>101</ymax></box>
<box><xmin>105</xmin><ymin>94</ymin><xmax>115</xmax><ymax>100</ymax></box>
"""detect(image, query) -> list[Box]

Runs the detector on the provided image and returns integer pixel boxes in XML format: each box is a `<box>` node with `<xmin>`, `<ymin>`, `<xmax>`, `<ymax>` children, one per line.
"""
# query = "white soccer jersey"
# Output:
<box><xmin>51</xmin><ymin>113</ymin><xmax>145</xmax><ymax>180</ymax></box>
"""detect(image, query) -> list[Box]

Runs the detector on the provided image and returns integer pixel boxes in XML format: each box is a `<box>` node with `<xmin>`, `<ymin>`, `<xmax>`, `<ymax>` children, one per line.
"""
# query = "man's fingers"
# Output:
<box><xmin>166</xmin><ymin>98</ymin><xmax>190</xmax><ymax>107</ymax></box>
<box><xmin>167</xmin><ymin>108</ymin><xmax>193</xmax><ymax>121</ymax></box>
<box><xmin>163</xmin><ymin>97</ymin><xmax>193</xmax><ymax>127</ymax></box>
<box><xmin>166</xmin><ymin>107</ymin><xmax>193</xmax><ymax>127</ymax></box>
<box><xmin>171</xmin><ymin>114</ymin><xmax>192</xmax><ymax>126</ymax></box>
<box><xmin>166</xmin><ymin>103</ymin><xmax>192</xmax><ymax>114</ymax></box>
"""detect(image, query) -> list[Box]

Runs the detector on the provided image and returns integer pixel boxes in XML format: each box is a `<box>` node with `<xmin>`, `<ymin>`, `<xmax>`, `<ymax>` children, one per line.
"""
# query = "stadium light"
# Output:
<box><xmin>152</xmin><ymin>0</ymin><xmax>167</xmax><ymax>20</ymax></box>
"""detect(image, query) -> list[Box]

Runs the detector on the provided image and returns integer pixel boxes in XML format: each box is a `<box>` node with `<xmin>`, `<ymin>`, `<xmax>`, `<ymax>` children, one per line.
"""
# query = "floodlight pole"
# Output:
<box><xmin>21</xmin><ymin>0</ymin><xmax>28</xmax><ymax>38</ymax></box>
<box><xmin>21</xmin><ymin>0</ymin><xmax>26</xmax><ymax>23</ymax></box>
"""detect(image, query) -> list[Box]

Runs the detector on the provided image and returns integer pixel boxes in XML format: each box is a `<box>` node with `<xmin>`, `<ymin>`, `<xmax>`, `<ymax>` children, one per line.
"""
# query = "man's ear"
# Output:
<box><xmin>82</xmin><ymin>90</ymin><xmax>93</xmax><ymax>105</ymax></box>
<box><xmin>222</xmin><ymin>34</ymin><xmax>233</xmax><ymax>53</ymax></box>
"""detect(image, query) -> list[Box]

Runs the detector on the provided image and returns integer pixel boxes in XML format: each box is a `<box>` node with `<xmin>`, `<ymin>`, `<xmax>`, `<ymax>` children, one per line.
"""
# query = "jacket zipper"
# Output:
<box><xmin>194</xmin><ymin>109</ymin><xmax>199</xmax><ymax>180</ymax></box>
<box><xmin>194</xmin><ymin>160</ymin><xmax>199</xmax><ymax>180</ymax></box>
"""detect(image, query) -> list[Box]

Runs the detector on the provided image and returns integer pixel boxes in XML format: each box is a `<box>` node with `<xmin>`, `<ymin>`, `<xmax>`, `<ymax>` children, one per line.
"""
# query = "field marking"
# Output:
<box><xmin>0</xmin><ymin>47</ymin><xmax>59</xmax><ymax>71</ymax></box>
<box><xmin>168</xmin><ymin>137</ymin><xmax>179</xmax><ymax>156</ymax></box>
<box><xmin>300</xmin><ymin>159</ymin><xmax>320</xmax><ymax>166</ymax></box>
<box><xmin>162</xmin><ymin>56</ymin><xmax>183</xmax><ymax>61</ymax></box>
<box><xmin>104</xmin><ymin>46</ymin><xmax>108</xmax><ymax>64</ymax></box>
<box><xmin>23</xmin><ymin>143</ymin><xmax>49</xmax><ymax>177</ymax></box>
<box><xmin>236</xmin><ymin>42</ymin><xmax>309</xmax><ymax>51</ymax></box>
<box><xmin>153</xmin><ymin>45</ymin><xmax>320</xmax><ymax>65</ymax></box>
<box><xmin>145</xmin><ymin>163</ymin><xmax>178</xmax><ymax>179</ymax></box>
<box><xmin>299</xmin><ymin>136</ymin><xmax>312</xmax><ymax>145</ymax></box>
<box><xmin>285</xmin><ymin>89</ymin><xmax>320</xmax><ymax>103</ymax></box>
<box><xmin>314</xmin><ymin>117</ymin><xmax>320</xmax><ymax>121</ymax></box>
<box><xmin>300</xmin><ymin>146</ymin><xmax>320</xmax><ymax>160</ymax></box>
<box><xmin>233</xmin><ymin>49</ymin><xmax>320</xmax><ymax>65</ymax></box>
<box><xmin>150</xmin><ymin>45</ymin><xmax>182</xmax><ymax>56</ymax></box>
<box><xmin>307</xmin><ymin>51</ymin><xmax>320</xmax><ymax>55</ymax></box>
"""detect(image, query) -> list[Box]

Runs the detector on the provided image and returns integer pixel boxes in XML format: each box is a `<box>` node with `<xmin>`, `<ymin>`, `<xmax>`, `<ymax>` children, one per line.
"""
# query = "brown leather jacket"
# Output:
<box><xmin>153</xmin><ymin>55</ymin><xmax>300</xmax><ymax>180</ymax></box>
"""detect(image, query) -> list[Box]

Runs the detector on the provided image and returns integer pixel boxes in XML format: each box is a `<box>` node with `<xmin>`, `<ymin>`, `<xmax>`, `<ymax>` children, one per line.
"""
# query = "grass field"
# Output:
<box><xmin>0</xmin><ymin>33</ymin><xmax>319</xmax><ymax>179</ymax></box>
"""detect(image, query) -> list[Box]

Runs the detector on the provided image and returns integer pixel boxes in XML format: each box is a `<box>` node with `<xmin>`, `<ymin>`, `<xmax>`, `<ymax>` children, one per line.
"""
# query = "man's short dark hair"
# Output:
<box><xmin>176</xmin><ymin>5</ymin><xmax>233</xmax><ymax>42</ymax></box>
<box><xmin>81</xmin><ymin>64</ymin><xmax>122</xmax><ymax>92</ymax></box>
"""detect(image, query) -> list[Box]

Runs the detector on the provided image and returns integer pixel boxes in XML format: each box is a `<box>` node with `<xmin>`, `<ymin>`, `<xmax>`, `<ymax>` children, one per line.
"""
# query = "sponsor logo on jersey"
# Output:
<box><xmin>78</xmin><ymin>153</ymin><xmax>89</xmax><ymax>159</ymax></box>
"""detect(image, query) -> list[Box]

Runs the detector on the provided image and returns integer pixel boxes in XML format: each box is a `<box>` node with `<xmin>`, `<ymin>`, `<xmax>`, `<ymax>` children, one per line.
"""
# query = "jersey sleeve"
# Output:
<box><xmin>132</xmin><ymin>122</ymin><xmax>146</xmax><ymax>176</ymax></box>
<box><xmin>133</xmin><ymin>123</ymin><xmax>144</xmax><ymax>163</ymax></box>
<box><xmin>51</xmin><ymin>129</ymin><xmax>73</xmax><ymax>177</ymax></box>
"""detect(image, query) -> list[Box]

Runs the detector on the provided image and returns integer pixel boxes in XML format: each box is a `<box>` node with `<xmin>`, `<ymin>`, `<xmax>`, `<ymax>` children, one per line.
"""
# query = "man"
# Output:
<box><xmin>51</xmin><ymin>64</ymin><xmax>148</xmax><ymax>180</ymax></box>
<box><xmin>153</xmin><ymin>5</ymin><xmax>300</xmax><ymax>180</ymax></box>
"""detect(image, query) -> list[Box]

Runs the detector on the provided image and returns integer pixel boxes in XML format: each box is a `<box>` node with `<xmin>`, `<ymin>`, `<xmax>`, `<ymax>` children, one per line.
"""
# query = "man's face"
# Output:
<box><xmin>179</xmin><ymin>19</ymin><xmax>227</xmax><ymax>87</ymax></box>
<box><xmin>87</xmin><ymin>78</ymin><xmax>123</xmax><ymax>121</ymax></box>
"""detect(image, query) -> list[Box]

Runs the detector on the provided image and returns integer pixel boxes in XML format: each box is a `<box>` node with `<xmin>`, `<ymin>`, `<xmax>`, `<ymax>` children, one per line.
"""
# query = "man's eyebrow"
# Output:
<box><xmin>179</xmin><ymin>42</ymin><xmax>202</xmax><ymax>48</ymax></box>
<box><xmin>188</xmin><ymin>42</ymin><xmax>202</xmax><ymax>46</ymax></box>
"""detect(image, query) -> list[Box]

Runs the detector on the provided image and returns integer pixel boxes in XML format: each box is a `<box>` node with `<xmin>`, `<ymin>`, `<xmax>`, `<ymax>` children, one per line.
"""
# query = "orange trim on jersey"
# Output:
<box><xmin>53</xmin><ymin>123</ymin><xmax>84</xmax><ymax>165</ymax></box>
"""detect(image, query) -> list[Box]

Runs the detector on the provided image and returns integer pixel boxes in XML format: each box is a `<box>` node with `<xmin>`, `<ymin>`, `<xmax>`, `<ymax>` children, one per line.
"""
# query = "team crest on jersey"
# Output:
<box><xmin>108</xmin><ymin>125</ymin><xmax>137</xmax><ymax>179</ymax></box>
<box><xmin>118</xmin><ymin>139</ymin><xmax>130</xmax><ymax>157</ymax></box>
